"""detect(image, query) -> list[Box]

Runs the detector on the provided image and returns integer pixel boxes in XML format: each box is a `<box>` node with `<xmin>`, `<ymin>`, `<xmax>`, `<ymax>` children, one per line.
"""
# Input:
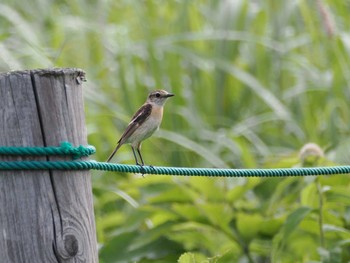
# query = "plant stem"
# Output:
<box><xmin>317</xmin><ymin>178</ymin><xmax>325</xmax><ymax>248</ymax></box>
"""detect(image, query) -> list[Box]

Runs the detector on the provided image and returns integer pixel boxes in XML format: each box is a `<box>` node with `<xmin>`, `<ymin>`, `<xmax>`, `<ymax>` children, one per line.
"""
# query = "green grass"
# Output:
<box><xmin>2</xmin><ymin>0</ymin><xmax>350</xmax><ymax>262</ymax></box>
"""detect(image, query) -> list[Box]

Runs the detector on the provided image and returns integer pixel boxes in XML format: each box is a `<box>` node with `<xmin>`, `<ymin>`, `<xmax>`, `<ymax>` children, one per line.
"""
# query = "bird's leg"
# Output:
<box><xmin>132</xmin><ymin>145</ymin><xmax>145</xmax><ymax>176</ymax></box>
<box><xmin>137</xmin><ymin>144</ymin><xmax>148</xmax><ymax>176</ymax></box>
<box><xmin>136</xmin><ymin>144</ymin><xmax>145</xmax><ymax>166</ymax></box>
<box><xmin>131</xmin><ymin>146</ymin><xmax>140</xmax><ymax>166</ymax></box>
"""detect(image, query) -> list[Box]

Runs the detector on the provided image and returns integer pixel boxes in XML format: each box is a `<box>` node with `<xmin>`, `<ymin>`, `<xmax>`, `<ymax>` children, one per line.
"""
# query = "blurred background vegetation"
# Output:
<box><xmin>2</xmin><ymin>0</ymin><xmax>350</xmax><ymax>262</ymax></box>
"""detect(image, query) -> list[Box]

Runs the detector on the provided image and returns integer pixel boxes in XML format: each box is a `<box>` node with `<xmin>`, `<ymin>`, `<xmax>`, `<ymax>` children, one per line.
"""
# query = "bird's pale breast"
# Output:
<box><xmin>128</xmin><ymin>105</ymin><xmax>163</xmax><ymax>146</ymax></box>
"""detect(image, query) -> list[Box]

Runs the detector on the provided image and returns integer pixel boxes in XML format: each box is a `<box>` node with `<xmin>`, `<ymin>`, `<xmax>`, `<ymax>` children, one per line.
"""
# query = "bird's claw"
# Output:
<box><xmin>136</xmin><ymin>163</ymin><xmax>155</xmax><ymax>177</ymax></box>
<box><xmin>136</xmin><ymin>163</ymin><xmax>146</xmax><ymax>177</ymax></box>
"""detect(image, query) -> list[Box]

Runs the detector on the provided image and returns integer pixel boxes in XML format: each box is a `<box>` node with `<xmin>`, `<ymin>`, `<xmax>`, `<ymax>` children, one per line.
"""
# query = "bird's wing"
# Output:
<box><xmin>118</xmin><ymin>103</ymin><xmax>152</xmax><ymax>145</ymax></box>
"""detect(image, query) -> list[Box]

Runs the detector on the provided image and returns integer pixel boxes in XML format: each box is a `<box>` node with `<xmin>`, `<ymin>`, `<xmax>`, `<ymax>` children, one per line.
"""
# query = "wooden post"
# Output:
<box><xmin>0</xmin><ymin>68</ymin><xmax>98</xmax><ymax>262</ymax></box>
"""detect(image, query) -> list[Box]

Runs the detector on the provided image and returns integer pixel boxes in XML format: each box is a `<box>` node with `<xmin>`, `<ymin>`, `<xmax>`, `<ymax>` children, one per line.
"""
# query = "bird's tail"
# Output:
<box><xmin>106</xmin><ymin>143</ymin><xmax>122</xmax><ymax>162</ymax></box>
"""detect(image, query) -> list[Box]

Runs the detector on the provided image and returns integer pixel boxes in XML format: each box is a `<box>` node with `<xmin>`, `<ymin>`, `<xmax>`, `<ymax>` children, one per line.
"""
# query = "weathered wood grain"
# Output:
<box><xmin>0</xmin><ymin>68</ymin><xmax>97</xmax><ymax>262</ymax></box>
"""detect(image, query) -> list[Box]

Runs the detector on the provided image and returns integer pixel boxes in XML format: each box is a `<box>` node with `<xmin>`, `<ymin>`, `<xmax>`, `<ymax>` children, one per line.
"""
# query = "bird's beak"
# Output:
<box><xmin>165</xmin><ymin>93</ymin><xmax>175</xmax><ymax>98</ymax></box>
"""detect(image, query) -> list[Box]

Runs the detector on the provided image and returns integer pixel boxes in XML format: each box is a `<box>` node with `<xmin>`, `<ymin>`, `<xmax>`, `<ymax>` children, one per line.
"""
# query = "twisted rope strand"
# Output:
<box><xmin>0</xmin><ymin>160</ymin><xmax>349</xmax><ymax>177</ymax></box>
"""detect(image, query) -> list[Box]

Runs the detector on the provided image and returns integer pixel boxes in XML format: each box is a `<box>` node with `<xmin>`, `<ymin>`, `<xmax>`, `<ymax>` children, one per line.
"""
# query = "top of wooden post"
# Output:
<box><xmin>0</xmin><ymin>67</ymin><xmax>85</xmax><ymax>75</ymax></box>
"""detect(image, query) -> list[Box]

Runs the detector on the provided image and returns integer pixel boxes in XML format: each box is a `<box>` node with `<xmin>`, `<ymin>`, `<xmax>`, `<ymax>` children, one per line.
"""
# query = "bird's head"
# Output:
<box><xmin>147</xmin><ymin>90</ymin><xmax>174</xmax><ymax>106</ymax></box>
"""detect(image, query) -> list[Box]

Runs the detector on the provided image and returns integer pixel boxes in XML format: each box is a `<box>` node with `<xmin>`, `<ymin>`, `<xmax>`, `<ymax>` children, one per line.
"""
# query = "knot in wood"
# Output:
<box><xmin>64</xmin><ymin>234</ymin><xmax>79</xmax><ymax>256</ymax></box>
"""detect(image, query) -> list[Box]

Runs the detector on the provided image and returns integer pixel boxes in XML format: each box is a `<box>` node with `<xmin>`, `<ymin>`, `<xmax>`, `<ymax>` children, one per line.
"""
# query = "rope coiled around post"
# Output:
<box><xmin>0</xmin><ymin>142</ymin><xmax>96</xmax><ymax>159</ymax></box>
<box><xmin>0</xmin><ymin>143</ymin><xmax>349</xmax><ymax>177</ymax></box>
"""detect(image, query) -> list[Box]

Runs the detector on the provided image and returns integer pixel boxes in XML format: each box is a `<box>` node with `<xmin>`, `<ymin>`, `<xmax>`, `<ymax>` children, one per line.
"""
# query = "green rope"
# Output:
<box><xmin>0</xmin><ymin>142</ymin><xmax>96</xmax><ymax>159</ymax></box>
<box><xmin>0</xmin><ymin>143</ymin><xmax>349</xmax><ymax>177</ymax></box>
<box><xmin>0</xmin><ymin>160</ymin><xmax>350</xmax><ymax>177</ymax></box>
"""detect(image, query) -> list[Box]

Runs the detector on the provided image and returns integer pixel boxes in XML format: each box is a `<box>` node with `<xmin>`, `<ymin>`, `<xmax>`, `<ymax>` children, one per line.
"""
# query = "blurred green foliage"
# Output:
<box><xmin>2</xmin><ymin>0</ymin><xmax>350</xmax><ymax>262</ymax></box>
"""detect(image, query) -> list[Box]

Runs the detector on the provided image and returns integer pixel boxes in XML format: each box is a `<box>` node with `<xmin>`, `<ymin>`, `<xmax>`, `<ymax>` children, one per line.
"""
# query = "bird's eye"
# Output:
<box><xmin>155</xmin><ymin>92</ymin><xmax>160</xmax><ymax>98</ymax></box>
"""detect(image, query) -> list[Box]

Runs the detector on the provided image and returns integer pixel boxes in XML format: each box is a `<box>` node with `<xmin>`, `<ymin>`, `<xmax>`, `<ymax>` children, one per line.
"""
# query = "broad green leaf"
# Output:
<box><xmin>109</xmin><ymin>209</ymin><xmax>152</xmax><ymax>236</ymax></box>
<box><xmin>226</xmin><ymin>185</ymin><xmax>246</xmax><ymax>202</ymax></box>
<box><xmin>281</xmin><ymin>207</ymin><xmax>313</xmax><ymax>239</ymax></box>
<box><xmin>148</xmin><ymin>187</ymin><xmax>193</xmax><ymax>203</ymax></box>
<box><xmin>172</xmin><ymin>203</ymin><xmax>204</xmax><ymax>221</ymax></box>
<box><xmin>266</xmin><ymin>177</ymin><xmax>302</xmax><ymax>214</ymax></box>
<box><xmin>177</xmin><ymin>252</ymin><xmax>207</xmax><ymax>263</ymax></box>
<box><xmin>236</xmin><ymin>212</ymin><xmax>264</xmax><ymax>241</ymax></box>
<box><xmin>216</xmin><ymin>248</ymin><xmax>240</xmax><ymax>263</ymax></box>
<box><xmin>96</xmin><ymin>211</ymin><xmax>125</xmax><ymax>231</ymax></box>
<box><xmin>188</xmin><ymin>177</ymin><xmax>226</xmax><ymax>201</ymax></box>
<box><xmin>200</xmin><ymin>203</ymin><xmax>233</xmax><ymax>233</ymax></box>
<box><xmin>227</xmin><ymin>178</ymin><xmax>260</xmax><ymax>202</ymax></box>
<box><xmin>100</xmin><ymin>232</ymin><xmax>183</xmax><ymax>263</ymax></box>
<box><xmin>325</xmin><ymin>187</ymin><xmax>350</xmax><ymax>205</ymax></box>
<box><xmin>323</xmin><ymin>224</ymin><xmax>350</xmax><ymax>239</ymax></box>
<box><xmin>171</xmin><ymin>222</ymin><xmax>238</xmax><ymax>255</ymax></box>
<box><xmin>130</xmin><ymin>221</ymin><xmax>178</xmax><ymax>250</ymax></box>
<box><xmin>301</xmin><ymin>183</ymin><xmax>318</xmax><ymax>207</ymax></box>
<box><xmin>272</xmin><ymin>206</ymin><xmax>313</xmax><ymax>258</ymax></box>
<box><xmin>259</xmin><ymin>216</ymin><xmax>285</xmax><ymax>236</ymax></box>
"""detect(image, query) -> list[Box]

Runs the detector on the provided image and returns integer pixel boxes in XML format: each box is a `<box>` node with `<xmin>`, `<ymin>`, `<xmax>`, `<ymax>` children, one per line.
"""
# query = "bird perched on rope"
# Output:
<box><xmin>106</xmin><ymin>90</ymin><xmax>174</xmax><ymax>166</ymax></box>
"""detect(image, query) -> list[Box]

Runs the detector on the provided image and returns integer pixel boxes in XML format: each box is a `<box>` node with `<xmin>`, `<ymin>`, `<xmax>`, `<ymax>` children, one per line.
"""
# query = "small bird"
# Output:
<box><xmin>106</xmin><ymin>89</ymin><xmax>174</xmax><ymax>166</ymax></box>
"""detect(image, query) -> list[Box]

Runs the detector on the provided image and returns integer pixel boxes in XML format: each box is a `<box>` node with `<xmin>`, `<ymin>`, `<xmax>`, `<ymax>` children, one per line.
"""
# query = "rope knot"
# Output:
<box><xmin>60</xmin><ymin>142</ymin><xmax>96</xmax><ymax>159</ymax></box>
